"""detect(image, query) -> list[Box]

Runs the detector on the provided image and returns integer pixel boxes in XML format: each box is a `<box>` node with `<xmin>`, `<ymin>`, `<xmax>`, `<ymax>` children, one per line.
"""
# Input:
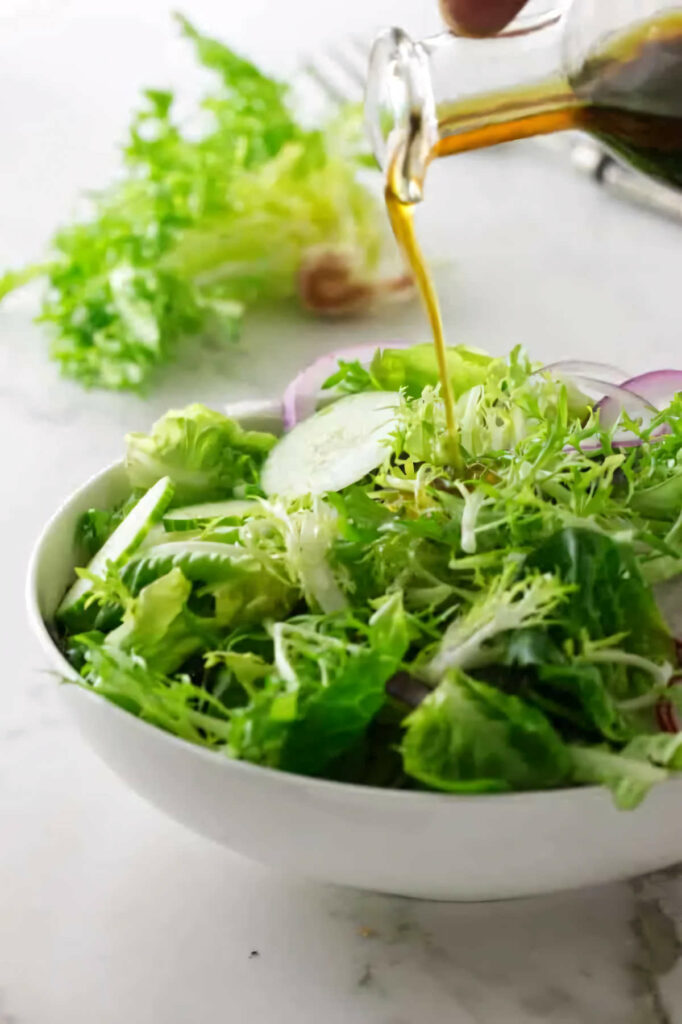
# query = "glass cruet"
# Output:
<box><xmin>365</xmin><ymin>0</ymin><xmax>682</xmax><ymax>202</ymax></box>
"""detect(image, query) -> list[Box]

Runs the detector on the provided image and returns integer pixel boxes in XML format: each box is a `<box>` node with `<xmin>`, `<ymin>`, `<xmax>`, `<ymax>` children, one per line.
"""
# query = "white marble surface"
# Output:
<box><xmin>2</xmin><ymin>1</ymin><xmax>682</xmax><ymax>1022</ymax></box>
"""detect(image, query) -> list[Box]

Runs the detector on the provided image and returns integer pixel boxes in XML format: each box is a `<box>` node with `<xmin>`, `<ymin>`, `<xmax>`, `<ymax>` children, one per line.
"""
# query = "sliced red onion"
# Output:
<box><xmin>536</xmin><ymin>363</ymin><xmax>647</xmax><ymax>448</ymax></box>
<box><xmin>656</xmin><ymin>676</ymin><xmax>682</xmax><ymax>734</ymax></box>
<box><xmin>537</xmin><ymin>360</ymin><xmax>628</xmax><ymax>384</ymax></box>
<box><xmin>619</xmin><ymin>370</ymin><xmax>682</xmax><ymax>410</ymax></box>
<box><xmin>657</xmin><ymin>701</ymin><xmax>678</xmax><ymax>734</ymax></box>
<box><xmin>593</xmin><ymin>369</ymin><xmax>682</xmax><ymax>448</ymax></box>
<box><xmin>386</xmin><ymin>671</ymin><xmax>431</xmax><ymax>708</ymax></box>
<box><xmin>559</xmin><ymin>377</ymin><xmax>658</xmax><ymax>451</ymax></box>
<box><xmin>537</xmin><ymin>362</ymin><xmax>671</xmax><ymax>452</ymax></box>
<box><xmin>281</xmin><ymin>341</ymin><xmax>412</xmax><ymax>430</ymax></box>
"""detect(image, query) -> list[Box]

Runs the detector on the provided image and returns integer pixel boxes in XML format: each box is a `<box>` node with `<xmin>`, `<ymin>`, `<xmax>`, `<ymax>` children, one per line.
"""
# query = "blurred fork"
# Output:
<box><xmin>301</xmin><ymin>36</ymin><xmax>682</xmax><ymax>225</ymax></box>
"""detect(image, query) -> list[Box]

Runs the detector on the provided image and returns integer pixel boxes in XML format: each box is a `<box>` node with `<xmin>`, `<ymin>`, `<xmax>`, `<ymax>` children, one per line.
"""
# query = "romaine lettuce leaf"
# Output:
<box><xmin>526</xmin><ymin>527</ymin><xmax>674</xmax><ymax>665</ymax></box>
<box><xmin>220</xmin><ymin>599</ymin><xmax>410</xmax><ymax>776</ymax></box>
<box><xmin>402</xmin><ymin>669</ymin><xmax>570</xmax><ymax>793</ymax></box>
<box><xmin>279</xmin><ymin>647</ymin><xmax>400</xmax><ymax>775</ymax></box>
<box><xmin>536</xmin><ymin>663</ymin><xmax>634</xmax><ymax>742</ymax></box>
<box><xmin>121</xmin><ymin>542</ymin><xmax>252</xmax><ymax>592</ymax></box>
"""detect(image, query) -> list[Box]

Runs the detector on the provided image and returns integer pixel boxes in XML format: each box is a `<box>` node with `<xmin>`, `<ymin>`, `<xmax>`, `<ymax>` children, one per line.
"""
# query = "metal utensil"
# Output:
<box><xmin>537</xmin><ymin>133</ymin><xmax>682</xmax><ymax>223</ymax></box>
<box><xmin>301</xmin><ymin>36</ymin><xmax>682</xmax><ymax>225</ymax></box>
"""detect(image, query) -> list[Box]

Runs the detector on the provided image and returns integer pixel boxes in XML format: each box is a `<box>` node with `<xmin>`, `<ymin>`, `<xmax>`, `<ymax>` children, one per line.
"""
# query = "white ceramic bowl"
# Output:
<box><xmin>26</xmin><ymin>400</ymin><xmax>682</xmax><ymax>901</ymax></box>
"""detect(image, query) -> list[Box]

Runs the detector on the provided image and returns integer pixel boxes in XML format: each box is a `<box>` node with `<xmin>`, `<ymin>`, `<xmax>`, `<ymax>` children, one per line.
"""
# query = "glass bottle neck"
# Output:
<box><xmin>367</xmin><ymin>9</ymin><xmax>574</xmax><ymax>203</ymax></box>
<box><xmin>434</xmin><ymin>75</ymin><xmax>579</xmax><ymax>161</ymax></box>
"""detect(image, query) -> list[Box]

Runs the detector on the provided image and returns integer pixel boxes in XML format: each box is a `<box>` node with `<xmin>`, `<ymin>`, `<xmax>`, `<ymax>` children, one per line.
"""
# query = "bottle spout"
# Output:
<box><xmin>365</xmin><ymin>28</ymin><xmax>439</xmax><ymax>203</ymax></box>
<box><xmin>365</xmin><ymin>4</ymin><xmax>570</xmax><ymax>203</ymax></box>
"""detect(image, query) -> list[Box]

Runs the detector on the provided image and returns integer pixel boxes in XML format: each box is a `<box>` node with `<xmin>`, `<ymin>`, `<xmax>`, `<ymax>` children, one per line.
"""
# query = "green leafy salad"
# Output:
<box><xmin>0</xmin><ymin>17</ymin><xmax>395</xmax><ymax>391</ymax></box>
<box><xmin>54</xmin><ymin>344</ymin><xmax>682</xmax><ymax>808</ymax></box>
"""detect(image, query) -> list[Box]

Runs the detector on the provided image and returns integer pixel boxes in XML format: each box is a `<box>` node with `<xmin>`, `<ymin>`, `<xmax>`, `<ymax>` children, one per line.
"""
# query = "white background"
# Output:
<box><xmin>1</xmin><ymin>2</ymin><xmax>681</xmax><ymax>1022</ymax></box>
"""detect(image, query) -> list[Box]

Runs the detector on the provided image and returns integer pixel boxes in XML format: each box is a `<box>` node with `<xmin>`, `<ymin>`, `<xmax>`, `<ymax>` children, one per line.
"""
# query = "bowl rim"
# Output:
<box><xmin>25</xmin><ymin>397</ymin><xmax>682</xmax><ymax>809</ymax></box>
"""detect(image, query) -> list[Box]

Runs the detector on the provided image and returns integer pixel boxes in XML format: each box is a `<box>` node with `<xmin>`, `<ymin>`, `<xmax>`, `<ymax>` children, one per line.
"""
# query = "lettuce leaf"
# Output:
<box><xmin>279</xmin><ymin>594</ymin><xmax>410</xmax><ymax>774</ymax></box>
<box><xmin>568</xmin><ymin>746</ymin><xmax>669</xmax><ymax>810</ymax></box>
<box><xmin>327</xmin><ymin>344</ymin><xmax>503</xmax><ymax>399</ymax></box>
<box><xmin>105</xmin><ymin>568</ymin><xmax>213</xmax><ymax>674</ymax></box>
<box><xmin>125</xmin><ymin>404</ymin><xmax>275</xmax><ymax>504</ymax></box>
<box><xmin>527</xmin><ymin>527</ymin><xmax>674</xmax><ymax>665</ymax></box>
<box><xmin>279</xmin><ymin>648</ymin><xmax>399</xmax><ymax>775</ymax></box>
<box><xmin>371</xmin><ymin>344</ymin><xmax>502</xmax><ymax>398</ymax></box>
<box><xmin>80</xmin><ymin>642</ymin><xmax>232</xmax><ymax>746</ymax></box>
<box><xmin>535</xmin><ymin>663</ymin><xmax>634</xmax><ymax>742</ymax></box>
<box><xmin>402</xmin><ymin>669</ymin><xmax>570</xmax><ymax>793</ymax></box>
<box><xmin>424</xmin><ymin>565</ymin><xmax>569</xmax><ymax>681</ymax></box>
<box><xmin>1</xmin><ymin>16</ymin><xmax>383</xmax><ymax>391</ymax></box>
<box><xmin>206</xmin><ymin>571</ymin><xmax>297</xmax><ymax>629</ymax></box>
<box><xmin>219</xmin><ymin>599</ymin><xmax>409</xmax><ymax>776</ymax></box>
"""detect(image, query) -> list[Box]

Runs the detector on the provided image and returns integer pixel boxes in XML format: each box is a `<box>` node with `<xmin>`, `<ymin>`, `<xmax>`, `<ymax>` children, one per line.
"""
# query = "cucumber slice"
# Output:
<box><xmin>261</xmin><ymin>391</ymin><xmax>401</xmax><ymax>498</ymax></box>
<box><xmin>57</xmin><ymin>476</ymin><xmax>174</xmax><ymax>625</ymax></box>
<box><xmin>121</xmin><ymin>540</ymin><xmax>249</xmax><ymax>593</ymax></box>
<box><xmin>162</xmin><ymin>499</ymin><xmax>256</xmax><ymax>532</ymax></box>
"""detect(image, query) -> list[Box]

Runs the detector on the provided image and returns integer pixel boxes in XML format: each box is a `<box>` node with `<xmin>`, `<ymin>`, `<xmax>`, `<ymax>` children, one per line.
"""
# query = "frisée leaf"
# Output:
<box><xmin>1</xmin><ymin>17</ymin><xmax>386</xmax><ymax>391</ymax></box>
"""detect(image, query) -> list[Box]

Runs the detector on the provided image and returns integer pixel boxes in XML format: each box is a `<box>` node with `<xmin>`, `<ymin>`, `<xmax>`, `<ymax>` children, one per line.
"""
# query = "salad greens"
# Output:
<box><xmin>0</xmin><ymin>16</ymin><xmax>387</xmax><ymax>391</ymax></box>
<box><xmin>56</xmin><ymin>345</ymin><xmax>682</xmax><ymax>807</ymax></box>
<box><xmin>325</xmin><ymin>343</ymin><xmax>504</xmax><ymax>400</ymax></box>
<box><xmin>125</xmin><ymin>403</ymin><xmax>275</xmax><ymax>504</ymax></box>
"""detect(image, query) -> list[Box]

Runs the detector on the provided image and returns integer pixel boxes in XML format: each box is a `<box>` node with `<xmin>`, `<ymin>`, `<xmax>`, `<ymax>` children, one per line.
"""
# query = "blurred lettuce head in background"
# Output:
<box><xmin>0</xmin><ymin>15</ymin><xmax>408</xmax><ymax>392</ymax></box>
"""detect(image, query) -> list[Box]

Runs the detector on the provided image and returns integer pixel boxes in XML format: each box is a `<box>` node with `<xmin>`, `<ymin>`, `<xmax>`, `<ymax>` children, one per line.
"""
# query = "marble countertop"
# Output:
<box><xmin>2</xmin><ymin>2</ymin><xmax>682</xmax><ymax>1022</ymax></box>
